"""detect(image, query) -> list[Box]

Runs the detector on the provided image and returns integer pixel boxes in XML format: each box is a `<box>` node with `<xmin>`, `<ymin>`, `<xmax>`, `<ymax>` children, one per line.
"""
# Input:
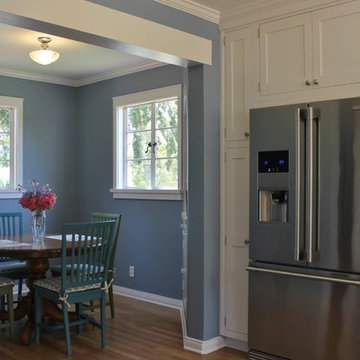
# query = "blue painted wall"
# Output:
<box><xmin>76</xmin><ymin>65</ymin><xmax>185</xmax><ymax>299</ymax></box>
<box><xmin>0</xmin><ymin>76</ymin><xmax>78</xmax><ymax>233</ymax></box>
<box><xmin>90</xmin><ymin>0</ymin><xmax>221</xmax><ymax>341</ymax></box>
<box><xmin>0</xmin><ymin>0</ymin><xmax>221</xmax><ymax>342</ymax></box>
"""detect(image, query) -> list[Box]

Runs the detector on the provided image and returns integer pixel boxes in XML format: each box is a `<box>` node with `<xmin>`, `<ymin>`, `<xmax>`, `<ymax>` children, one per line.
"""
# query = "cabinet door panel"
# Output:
<box><xmin>222</xmin><ymin>147</ymin><xmax>249</xmax><ymax>340</ymax></box>
<box><xmin>312</xmin><ymin>1</ymin><xmax>360</xmax><ymax>87</ymax></box>
<box><xmin>224</xmin><ymin>28</ymin><xmax>250</xmax><ymax>141</ymax></box>
<box><xmin>260</xmin><ymin>13</ymin><xmax>312</xmax><ymax>95</ymax></box>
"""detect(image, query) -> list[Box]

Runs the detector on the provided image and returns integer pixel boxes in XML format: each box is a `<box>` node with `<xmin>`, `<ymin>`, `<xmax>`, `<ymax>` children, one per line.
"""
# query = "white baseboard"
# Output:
<box><xmin>183</xmin><ymin>335</ymin><xmax>225</xmax><ymax>354</ymax></box>
<box><xmin>113</xmin><ymin>285</ymin><xmax>248</xmax><ymax>355</ymax></box>
<box><xmin>179</xmin><ymin>302</ymin><xmax>229</xmax><ymax>355</ymax></box>
<box><xmin>113</xmin><ymin>285</ymin><xmax>183</xmax><ymax>309</ymax></box>
<box><xmin>183</xmin><ymin>334</ymin><xmax>248</xmax><ymax>355</ymax></box>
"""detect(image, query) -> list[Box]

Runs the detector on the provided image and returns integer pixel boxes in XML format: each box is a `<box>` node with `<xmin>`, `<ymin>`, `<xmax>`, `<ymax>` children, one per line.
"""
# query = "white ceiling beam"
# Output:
<box><xmin>0</xmin><ymin>0</ymin><xmax>212</xmax><ymax>67</ymax></box>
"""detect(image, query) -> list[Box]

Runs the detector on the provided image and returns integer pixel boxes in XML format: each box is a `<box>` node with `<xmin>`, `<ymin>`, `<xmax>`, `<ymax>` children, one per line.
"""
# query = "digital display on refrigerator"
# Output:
<box><xmin>258</xmin><ymin>150</ymin><xmax>289</xmax><ymax>173</ymax></box>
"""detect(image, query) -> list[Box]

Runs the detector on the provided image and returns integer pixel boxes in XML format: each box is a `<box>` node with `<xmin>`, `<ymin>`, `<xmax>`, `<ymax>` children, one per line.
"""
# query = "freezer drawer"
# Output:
<box><xmin>248</xmin><ymin>266</ymin><xmax>360</xmax><ymax>360</ymax></box>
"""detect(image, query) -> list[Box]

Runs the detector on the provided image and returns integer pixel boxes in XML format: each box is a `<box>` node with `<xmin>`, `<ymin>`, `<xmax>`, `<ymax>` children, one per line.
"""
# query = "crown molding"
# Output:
<box><xmin>0</xmin><ymin>61</ymin><xmax>164</xmax><ymax>87</ymax></box>
<box><xmin>0</xmin><ymin>68</ymin><xmax>76</xmax><ymax>87</ymax></box>
<box><xmin>74</xmin><ymin>61</ymin><xmax>164</xmax><ymax>87</ymax></box>
<box><xmin>154</xmin><ymin>0</ymin><xmax>220</xmax><ymax>23</ymax></box>
<box><xmin>220</xmin><ymin>0</ymin><xmax>352</xmax><ymax>30</ymax></box>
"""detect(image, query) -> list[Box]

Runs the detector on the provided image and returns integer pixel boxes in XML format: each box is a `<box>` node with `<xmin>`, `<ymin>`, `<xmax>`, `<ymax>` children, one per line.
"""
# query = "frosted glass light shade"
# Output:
<box><xmin>29</xmin><ymin>49</ymin><xmax>60</xmax><ymax>65</ymax></box>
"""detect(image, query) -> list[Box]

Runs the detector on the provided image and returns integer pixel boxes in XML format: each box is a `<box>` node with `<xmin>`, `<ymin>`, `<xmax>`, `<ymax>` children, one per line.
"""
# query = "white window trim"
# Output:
<box><xmin>111</xmin><ymin>85</ymin><xmax>183</xmax><ymax>201</ymax></box>
<box><xmin>0</xmin><ymin>96</ymin><xmax>23</xmax><ymax>199</ymax></box>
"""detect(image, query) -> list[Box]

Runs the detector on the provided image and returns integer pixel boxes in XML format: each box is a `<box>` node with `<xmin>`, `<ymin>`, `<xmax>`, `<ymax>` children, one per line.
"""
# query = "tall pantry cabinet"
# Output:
<box><xmin>220</xmin><ymin>0</ymin><xmax>360</xmax><ymax>347</ymax></box>
<box><xmin>220</xmin><ymin>26</ymin><xmax>255</xmax><ymax>343</ymax></box>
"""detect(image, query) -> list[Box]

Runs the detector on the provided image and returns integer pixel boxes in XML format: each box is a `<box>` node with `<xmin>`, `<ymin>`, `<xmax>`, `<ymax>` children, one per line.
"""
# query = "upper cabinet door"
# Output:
<box><xmin>224</xmin><ymin>28</ymin><xmax>251</xmax><ymax>141</ymax></box>
<box><xmin>312</xmin><ymin>1</ymin><xmax>360</xmax><ymax>88</ymax></box>
<box><xmin>259</xmin><ymin>13</ymin><xmax>313</xmax><ymax>95</ymax></box>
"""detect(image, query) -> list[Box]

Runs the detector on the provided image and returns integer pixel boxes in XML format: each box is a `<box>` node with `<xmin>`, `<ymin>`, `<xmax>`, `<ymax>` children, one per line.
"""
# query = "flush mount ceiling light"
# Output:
<box><xmin>29</xmin><ymin>37</ymin><xmax>60</xmax><ymax>65</ymax></box>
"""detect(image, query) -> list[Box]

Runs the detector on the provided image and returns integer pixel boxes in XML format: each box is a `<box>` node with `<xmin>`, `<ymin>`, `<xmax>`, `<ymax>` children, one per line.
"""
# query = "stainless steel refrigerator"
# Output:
<box><xmin>248</xmin><ymin>97</ymin><xmax>360</xmax><ymax>360</ymax></box>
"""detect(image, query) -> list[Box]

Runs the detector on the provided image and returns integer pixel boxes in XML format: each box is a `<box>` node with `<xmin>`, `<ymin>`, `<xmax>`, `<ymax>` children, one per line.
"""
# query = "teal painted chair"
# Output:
<box><xmin>0</xmin><ymin>212</ymin><xmax>27</xmax><ymax>303</ymax></box>
<box><xmin>0</xmin><ymin>276</ymin><xmax>14</xmax><ymax>341</ymax></box>
<box><xmin>34</xmin><ymin>220</ymin><xmax>116</xmax><ymax>356</ymax></box>
<box><xmin>87</xmin><ymin>212</ymin><xmax>121</xmax><ymax>318</ymax></box>
<box><xmin>51</xmin><ymin>212</ymin><xmax>121</xmax><ymax>318</ymax></box>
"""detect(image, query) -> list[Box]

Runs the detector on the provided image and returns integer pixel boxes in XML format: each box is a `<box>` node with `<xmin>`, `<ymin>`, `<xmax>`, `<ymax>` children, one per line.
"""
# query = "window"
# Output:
<box><xmin>0</xmin><ymin>96</ymin><xmax>23</xmax><ymax>198</ymax></box>
<box><xmin>112</xmin><ymin>85</ymin><xmax>182</xmax><ymax>200</ymax></box>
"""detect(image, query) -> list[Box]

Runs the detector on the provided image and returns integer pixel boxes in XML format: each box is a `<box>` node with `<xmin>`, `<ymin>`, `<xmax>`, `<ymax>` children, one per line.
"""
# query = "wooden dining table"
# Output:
<box><xmin>0</xmin><ymin>234</ymin><xmax>80</xmax><ymax>345</ymax></box>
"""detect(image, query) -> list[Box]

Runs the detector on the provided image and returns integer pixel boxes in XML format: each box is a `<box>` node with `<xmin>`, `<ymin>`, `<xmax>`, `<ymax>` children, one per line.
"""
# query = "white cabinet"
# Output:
<box><xmin>312</xmin><ymin>1</ymin><xmax>360</xmax><ymax>88</ymax></box>
<box><xmin>221</xmin><ymin>26</ymin><xmax>253</xmax><ymax>343</ymax></box>
<box><xmin>220</xmin><ymin>147</ymin><xmax>249</xmax><ymax>341</ymax></box>
<box><xmin>260</xmin><ymin>13</ymin><xmax>312</xmax><ymax>95</ymax></box>
<box><xmin>224</xmin><ymin>28</ymin><xmax>252</xmax><ymax>141</ymax></box>
<box><xmin>260</xmin><ymin>1</ymin><xmax>360</xmax><ymax>96</ymax></box>
<box><xmin>220</xmin><ymin>0</ymin><xmax>360</xmax><ymax>346</ymax></box>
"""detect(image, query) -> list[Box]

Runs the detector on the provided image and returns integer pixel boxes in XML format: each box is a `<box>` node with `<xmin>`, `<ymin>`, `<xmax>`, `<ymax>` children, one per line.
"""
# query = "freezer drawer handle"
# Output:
<box><xmin>247</xmin><ymin>266</ymin><xmax>360</xmax><ymax>286</ymax></box>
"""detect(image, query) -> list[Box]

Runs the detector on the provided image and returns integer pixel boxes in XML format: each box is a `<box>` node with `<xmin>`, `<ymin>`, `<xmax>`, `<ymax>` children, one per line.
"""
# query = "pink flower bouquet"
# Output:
<box><xmin>18</xmin><ymin>180</ymin><xmax>57</xmax><ymax>213</ymax></box>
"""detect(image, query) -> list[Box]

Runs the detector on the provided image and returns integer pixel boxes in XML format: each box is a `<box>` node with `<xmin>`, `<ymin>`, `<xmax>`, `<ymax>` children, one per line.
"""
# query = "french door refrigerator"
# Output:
<box><xmin>248</xmin><ymin>97</ymin><xmax>360</xmax><ymax>360</ymax></box>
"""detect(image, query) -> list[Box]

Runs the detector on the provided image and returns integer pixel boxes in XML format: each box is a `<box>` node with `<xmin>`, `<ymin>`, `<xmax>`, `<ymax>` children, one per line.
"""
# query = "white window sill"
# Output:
<box><xmin>0</xmin><ymin>190</ymin><xmax>23</xmax><ymax>199</ymax></box>
<box><xmin>110</xmin><ymin>189</ymin><xmax>183</xmax><ymax>201</ymax></box>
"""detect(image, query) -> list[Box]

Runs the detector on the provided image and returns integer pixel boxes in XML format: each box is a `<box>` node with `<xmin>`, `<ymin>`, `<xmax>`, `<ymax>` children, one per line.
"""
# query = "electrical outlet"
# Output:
<box><xmin>129</xmin><ymin>265</ymin><xmax>135</xmax><ymax>278</ymax></box>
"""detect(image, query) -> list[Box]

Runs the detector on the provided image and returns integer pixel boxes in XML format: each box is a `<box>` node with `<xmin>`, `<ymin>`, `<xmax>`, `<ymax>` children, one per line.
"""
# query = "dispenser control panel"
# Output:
<box><xmin>258</xmin><ymin>150</ymin><xmax>289</xmax><ymax>173</ymax></box>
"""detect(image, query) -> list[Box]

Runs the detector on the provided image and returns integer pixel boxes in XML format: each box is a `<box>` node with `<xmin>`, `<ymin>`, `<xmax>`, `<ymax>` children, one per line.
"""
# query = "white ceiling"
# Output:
<box><xmin>0</xmin><ymin>1</ymin><xmax>242</xmax><ymax>86</ymax></box>
<box><xmin>0</xmin><ymin>23</ymin><xmax>163</xmax><ymax>86</ymax></box>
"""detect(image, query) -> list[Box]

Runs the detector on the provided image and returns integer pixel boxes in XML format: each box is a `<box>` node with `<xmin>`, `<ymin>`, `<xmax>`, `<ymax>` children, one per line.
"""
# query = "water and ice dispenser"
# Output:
<box><xmin>258</xmin><ymin>150</ymin><xmax>289</xmax><ymax>223</ymax></box>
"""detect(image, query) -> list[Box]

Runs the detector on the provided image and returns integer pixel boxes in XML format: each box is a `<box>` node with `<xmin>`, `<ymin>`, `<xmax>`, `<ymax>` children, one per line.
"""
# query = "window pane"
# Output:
<box><xmin>155</xmin><ymin>159</ymin><xmax>178</xmax><ymax>188</ymax></box>
<box><xmin>0</xmin><ymin>111</ymin><xmax>10</xmax><ymax>187</ymax></box>
<box><xmin>156</xmin><ymin>99</ymin><xmax>178</xmax><ymax>129</ymax></box>
<box><xmin>127</xmin><ymin>131</ymin><xmax>151</xmax><ymax>159</ymax></box>
<box><xmin>155</xmin><ymin>128</ymin><xmax>178</xmax><ymax>158</ymax></box>
<box><xmin>127</xmin><ymin>104</ymin><xmax>152</xmax><ymax>131</ymax></box>
<box><xmin>0</xmin><ymin>160</ymin><xmax>10</xmax><ymax>188</ymax></box>
<box><xmin>127</xmin><ymin>160</ymin><xmax>151</xmax><ymax>188</ymax></box>
<box><xmin>0</xmin><ymin>109</ymin><xmax>10</xmax><ymax>133</ymax></box>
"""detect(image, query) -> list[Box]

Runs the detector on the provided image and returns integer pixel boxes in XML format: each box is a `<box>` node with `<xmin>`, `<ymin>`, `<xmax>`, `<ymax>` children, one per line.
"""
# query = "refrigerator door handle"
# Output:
<box><xmin>306</xmin><ymin>106</ymin><xmax>314</xmax><ymax>263</ymax></box>
<box><xmin>247</xmin><ymin>266</ymin><xmax>360</xmax><ymax>286</ymax></box>
<box><xmin>306</xmin><ymin>106</ymin><xmax>319</xmax><ymax>263</ymax></box>
<box><xmin>294</xmin><ymin>108</ymin><xmax>304</xmax><ymax>261</ymax></box>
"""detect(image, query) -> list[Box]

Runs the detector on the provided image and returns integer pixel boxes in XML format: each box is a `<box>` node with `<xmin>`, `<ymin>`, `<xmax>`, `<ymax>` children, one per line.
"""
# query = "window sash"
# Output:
<box><xmin>0</xmin><ymin>96</ymin><xmax>23</xmax><ymax>198</ymax></box>
<box><xmin>113</xmin><ymin>85</ymin><xmax>182</xmax><ymax>198</ymax></box>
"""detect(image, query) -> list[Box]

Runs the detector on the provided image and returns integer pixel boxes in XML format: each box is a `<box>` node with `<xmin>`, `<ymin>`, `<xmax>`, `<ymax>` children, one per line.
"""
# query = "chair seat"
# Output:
<box><xmin>34</xmin><ymin>277</ymin><xmax>101</xmax><ymax>295</ymax></box>
<box><xmin>51</xmin><ymin>263</ymin><xmax>104</xmax><ymax>275</ymax></box>
<box><xmin>0</xmin><ymin>276</ymin><xmax>14</xmax><ymax>287</ymax></box>
<box><xmin>0</xmin><ymin>260</ymin><xmax>27</xmax><ymax>274</ymax></box>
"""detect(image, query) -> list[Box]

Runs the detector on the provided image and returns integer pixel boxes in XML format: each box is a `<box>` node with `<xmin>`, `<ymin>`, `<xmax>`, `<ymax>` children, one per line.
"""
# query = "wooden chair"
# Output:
<box><xmin>87</xmin><ymin>212</ymin><xmax>121</xmax><ymax>318</ymax></box>
<box><xmin>0</xmin><ymin>276</ymin><xmax>14</xmax><ymax>341</ymax></box>
<box><xmin>51</xmin><ymin>212</ymin><xmax>121</xmax><ymax>318</ymax></box>
<box><xmin>0</xmin><ymin>212</ymin><xmax>27</xmax><ymax>303</ymax></box>
<box><xmin>34</xmin><ymin>220</ymin><xmax>116</xmax><ymax>356</ymax></box>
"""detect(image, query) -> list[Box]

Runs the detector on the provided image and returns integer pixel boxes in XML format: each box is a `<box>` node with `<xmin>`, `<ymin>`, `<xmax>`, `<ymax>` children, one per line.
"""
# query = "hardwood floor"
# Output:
<box><xmin>0</xmin><ymin>294</ymin><xmax>247</xmax><ymax>360</ymax></box>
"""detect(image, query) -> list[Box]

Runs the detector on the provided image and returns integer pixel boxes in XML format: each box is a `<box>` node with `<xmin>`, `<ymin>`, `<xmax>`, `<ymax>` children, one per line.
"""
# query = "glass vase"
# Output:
<box><xmin>31</xmin><ymin>210</ymin><xmax>46</xmax><ymax>243</ymax></box>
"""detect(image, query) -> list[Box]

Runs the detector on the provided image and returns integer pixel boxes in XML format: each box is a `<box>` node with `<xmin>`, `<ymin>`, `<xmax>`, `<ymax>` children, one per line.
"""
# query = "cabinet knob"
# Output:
<box><xmin>305</xmin><ymin>80</ymin><xmax>311</xmax><ymax>86</ymax></box>
<box><xmin>244</xmin><ymin>239</ymin><xmax>250</xmax><ymax>245</ymax></box>
<box><xmin>313</xmin><ymin>79</ymin><xmax>319</xmax><ymax>85</ymax></box>
<box><xmin>244</xmin><ymin>132</ymin><xmax>250</xmax><ymax>138</ymax></box>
